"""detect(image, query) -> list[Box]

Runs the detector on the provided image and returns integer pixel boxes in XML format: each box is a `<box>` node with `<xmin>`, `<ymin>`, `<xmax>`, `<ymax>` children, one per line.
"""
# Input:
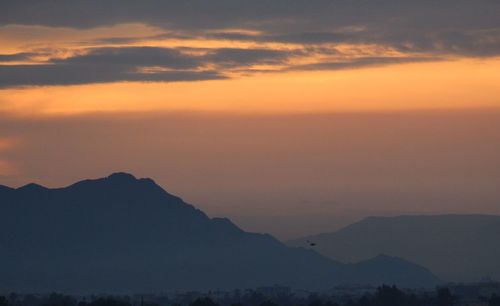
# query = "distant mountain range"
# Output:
<box><xmin>0</xmin><ymin>173</ymin><xmax>439</xmax><ymax>293</ymax></box>
<box><xmin>288</xmin><ymin>214</ymin><xmax>500</xmax><ymax>282</ymax></box>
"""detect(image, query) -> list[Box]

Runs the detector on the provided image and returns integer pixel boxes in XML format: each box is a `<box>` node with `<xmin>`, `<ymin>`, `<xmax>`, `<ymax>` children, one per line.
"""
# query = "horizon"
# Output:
<box><xmin>1</xmin><ymin>170</ymin><xmax>500</xmax><ymax>241</ymax></box>
<box><xmin>2</xmin><ymin>107</ymin><xmax>500</xmax><ymax>239</ymax></box>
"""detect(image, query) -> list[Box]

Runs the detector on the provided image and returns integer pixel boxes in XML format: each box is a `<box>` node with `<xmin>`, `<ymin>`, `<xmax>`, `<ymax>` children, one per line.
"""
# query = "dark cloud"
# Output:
<box><xmin>207</xmin><ymin>31</ymin><xmax>353</xmax><ymax>44</ymax></box>
<box><xmin>205</xmin><ymin>48</ymin><xmax>298</xmax><ymax>67</ymax></box>
<box><xmin>288</xmin><ymin>56</ymin><xmax>443</xmax><ymax>71</ymax></box>
<box><xmin>430</xmin><ymin>30</ymin><xmax>500</xmax><ymax>57</ymax></box>
<box><xmin>1</xmin><ymin>0</ymin><xmax>500</xmax><ymax>57</ymax></box>
<box><xmin>0</xmin><ymin>47</ymin><xmax>226</xmax><ymax>87</ymax></box>
<box><xmin>0</xmin><ymin>45</ymin><xmax>446</xmax><ymax>87</ymax></box>
<box><xmin>208</xmin><ymin>28</ymin><xmax>500</xmax><ymax>58</ymax></box>
<box><xmin>92</xmin><ymin>32</ymin><xmax>191</xmax><ymax>45</ymax></box>
<box><xmin>0</xmin><ymin>52</ymin><xmax>37</xmax><ymax>62</ymax></box>
<box><xmin>1</xmin><ymin>0</ymin><xmax>497</xmax><ymax>32</ymax></box>
<box><xmin>0</xmin><ymin>46</ymin><xmax>302</xmax><ymax>87</ymax></box>
<box><xmin>1</xmin><ymin>1</ymin><xmax>498</xmax><ymax>88</ymax></box>
<box><xmin>58</xmin><ymin>47</ymin><xmax>202</xmax><ymax>69</ymax></box>
<box><xmin>0</xmin><ymin>64</ymin><xmax>224</xmax><ymax>87</ymax></box>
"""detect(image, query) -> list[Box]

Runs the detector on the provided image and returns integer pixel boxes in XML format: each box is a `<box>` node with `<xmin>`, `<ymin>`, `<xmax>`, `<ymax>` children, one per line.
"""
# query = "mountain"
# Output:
<box><xmin>0</xmin><ymin>173</ymin><xmax>439</xmax><ymax>293</ymax></box>
<box><xmin>288</xmin><ymin>215</ymin><xmax>500</xmax><ymax>282</ymax></box>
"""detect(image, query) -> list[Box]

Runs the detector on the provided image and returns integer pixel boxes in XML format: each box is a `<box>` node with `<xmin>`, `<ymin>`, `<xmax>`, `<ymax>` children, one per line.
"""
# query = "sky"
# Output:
<box><xmin>1</xmin><ymin>1</ymin><xmax>500</xmax><ymax>239</ymax></box>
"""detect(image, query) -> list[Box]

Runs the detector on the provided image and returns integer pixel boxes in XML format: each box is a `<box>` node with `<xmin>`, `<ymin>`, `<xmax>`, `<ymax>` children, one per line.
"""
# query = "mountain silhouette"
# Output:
<box><xmin>0</xmin><ymin>173</ymin><xmax>439</xmax><ymax>293</ymax></box>
<box><xmin>288</xmin><ymin>215</ymin><xmax>500</xmax><ymax>282</ymax></box>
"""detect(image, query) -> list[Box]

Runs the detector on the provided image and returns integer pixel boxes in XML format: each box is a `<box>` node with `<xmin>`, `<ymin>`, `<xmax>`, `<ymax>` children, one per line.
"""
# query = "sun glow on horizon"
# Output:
<box><xmin>1</xmin><ymin>57</ymin><xmax>499</xmax><ymax>116</ymax></box>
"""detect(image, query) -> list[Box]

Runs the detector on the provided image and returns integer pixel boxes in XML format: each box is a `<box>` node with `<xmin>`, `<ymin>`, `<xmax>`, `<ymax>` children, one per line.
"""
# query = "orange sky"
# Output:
<box><xmin>1</xmin><ymin>58</ymin><xmax>500</xmax><ymax>115</ymax></box>
<box><xmin>1</xmin><ymin>14</ymin><xmax>500</xmax><ymax>238</ymax></box>
<box><xmin>1</xmin><ymin>23</ymin><xmax>499</xmax><ymax>116</ymax></box>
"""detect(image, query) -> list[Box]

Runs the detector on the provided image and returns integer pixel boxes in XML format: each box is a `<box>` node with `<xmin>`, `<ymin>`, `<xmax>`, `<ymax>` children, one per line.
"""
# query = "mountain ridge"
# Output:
<box><xmin>0</xmin><ymin>173</ymin><xmax>440</xmax><ymax>293</ymax></box>
<box><xmin>288</xmin><ymin>214</ymin><xmax>500</xmax><ymax>282</ymax></box>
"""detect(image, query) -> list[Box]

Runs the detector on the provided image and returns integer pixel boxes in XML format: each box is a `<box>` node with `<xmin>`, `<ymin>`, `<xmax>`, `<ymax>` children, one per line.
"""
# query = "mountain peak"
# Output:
<box><xmin>17</xmin><ymin>182</ymin><xmax>48</xmax><ymax>192</ymax></box>
<box><xmin>63</xmin><ymin>172</ymin><xmax>169</xmax><ymax>201</ymax></box>
<box><xmin>104</xmin><ymin>172</ymin><xmax>159</xmax><ymax>187</ymax></box>
<box><xmin>106</xmin><ymin>172</ymin><xmax>138</xmax><ymax>182</ymax></box>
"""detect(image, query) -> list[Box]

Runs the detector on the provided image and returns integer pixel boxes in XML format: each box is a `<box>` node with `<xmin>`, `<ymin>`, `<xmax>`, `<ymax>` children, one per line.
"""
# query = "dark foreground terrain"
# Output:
<box><xmin>1</xmin><ymin>283</ymin><xmax>500</xmax><ymax>306</ymax></box>
<box><xmin>0</xmin><ymin>173</ymin><xmax>438</xmax><ymax>292</ymax></box>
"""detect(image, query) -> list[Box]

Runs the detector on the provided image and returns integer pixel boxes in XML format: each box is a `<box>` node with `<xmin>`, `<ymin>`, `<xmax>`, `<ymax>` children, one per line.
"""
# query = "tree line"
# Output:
<box><xmin>1</xmin><ymin>286</ymin><xmax>500</xmax><ymax>306</ymax></box>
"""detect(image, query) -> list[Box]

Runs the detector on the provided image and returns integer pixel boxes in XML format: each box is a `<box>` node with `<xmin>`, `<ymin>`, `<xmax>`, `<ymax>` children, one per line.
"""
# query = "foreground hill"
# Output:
<box><xmin>288</xmin><ymin>215</ymin><xmax>500</xmax><ymax>282</ymax></box>
<box><xmin>0</xmin><ymin>173</ymin><xmax>439</xmax><ymax>293</ymax></box>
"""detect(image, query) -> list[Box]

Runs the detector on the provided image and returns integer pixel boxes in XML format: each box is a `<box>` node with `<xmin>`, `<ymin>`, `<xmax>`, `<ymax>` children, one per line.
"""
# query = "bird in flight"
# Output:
<box><xmin>307</xmin><ymin>240</ymin><xmax>317</xmax><ymax>247</ymax></box>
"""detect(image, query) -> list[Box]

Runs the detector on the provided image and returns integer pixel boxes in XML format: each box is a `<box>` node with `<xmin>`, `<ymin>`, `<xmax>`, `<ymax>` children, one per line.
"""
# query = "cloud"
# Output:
<box><xmin>0</xmin><ymin>45</ymin><xmax>445</xmax><ymax>87</ymax></box>
<box><xmin>0</xmin><ymin>47</ymin><xmax>225</xmax><ymax>87</ymax></box>
<box><xmin>288</xmin><ymin>56</ymin><xmax>443</xmax><ymax>71</ymax></box>
<box><xmin>0</xmin><ymin>52</ymin><xmax>37</xmax><ymax>62</ymax></box>
<box><xmin>59</xmin><ymin>47</ymin><xmax>201</xmax><ymax>68</ymax></box>
<box><xmin>1</xmin><ymin>1</ymin><xmax>498</xmax><ymax>88</ymax></box>
<box><xmin>205</xmin><ymin>48</ymin><xmax>298</xmax><ymax>67</ymax></box>
<box><xmin>0</xmin><ymin>64</ymin><xmax>224</xmax><ymax>88</ymax></box>
<box><xmin>206</xmin><ymin>31</ymin><xmax>350</xmax><ymax>44</ymax></box>
<box><xmin>207</xmin><ymin>31</ymin><xmax>361</xmax><ymax>46</ymax></box>
<box><xmin>0</xmin><ymin>46</ymin><xmax>304</xmax><ymax>87</ymax></box>
<box><xmin>1</xmin><ymin>1</ymin><xmax>499</xmax><ymax>87</ymax></box>
<box><xmin>1</xmin><ymin>0</ymin><xmax>499</xmax><ymax>57</ymax></box>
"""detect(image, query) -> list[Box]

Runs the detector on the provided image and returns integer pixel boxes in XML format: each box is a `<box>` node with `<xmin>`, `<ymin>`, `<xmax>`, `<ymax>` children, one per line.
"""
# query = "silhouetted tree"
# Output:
<box><xmin>42</xmin><ymin>293</ymin><xmax>76</xmax><ymax>306</ymax></box>
<box><xmin>374</xmin><ymin>285</ymin><xmax>404</xmax><ymax>306</ymax></box>
<box><xmin>259</xmin><ymin>301</ymin><xmax>278</xmax><ymax>306</ymax></box>
<box><xmin>80</xmin><ymin>298</ymin><xmax>130</xmax><ymax>306</ymax></box>
<box><xmin>22</xmin><ymin>294</ymin><xmax>42</xmax><ymax>306</ymax></box>
<box><xmin>0</xmin><ymin>287</ymin><xmax>486</xmax><ymax>306</ymax></box>
<box><xmin>190</xmin><ymin>297</ymin><xmax>218</xmax><ymax>306</ymax></box>
<box><xmin>351</xmin><ymin>295</ymin><xmax>369</xmax><ymax>306</ymax></box>
<box><xmin>308</xmin><ymin>294</ymin><xmax>323</xmax><ymax>306</ymax></box>
<box><xmin>490</xmin><ymin>294</ymin><xmax>500</xmax><ymax>306</ymax></box>
<box><xmin>8</xmin><ymin>294</ymin><xmax>18</xmax><ymax>306</ymax></box>
<box><xmin>437</xmin><ymin>288</ymin><xmax>454</xmax><ymax>306</ymax></box>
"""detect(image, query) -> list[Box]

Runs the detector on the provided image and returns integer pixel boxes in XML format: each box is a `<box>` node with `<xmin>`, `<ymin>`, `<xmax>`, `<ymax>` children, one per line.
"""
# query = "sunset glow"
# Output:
<box><xmin>1</xmin><ymin>0</ymin><xmax>500</xmax><ymax>239</ymax></box>
<box><xmin>1</xmin><ymin>58</ymin><xmax>499</xmax><ymax>115</ymax></box>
